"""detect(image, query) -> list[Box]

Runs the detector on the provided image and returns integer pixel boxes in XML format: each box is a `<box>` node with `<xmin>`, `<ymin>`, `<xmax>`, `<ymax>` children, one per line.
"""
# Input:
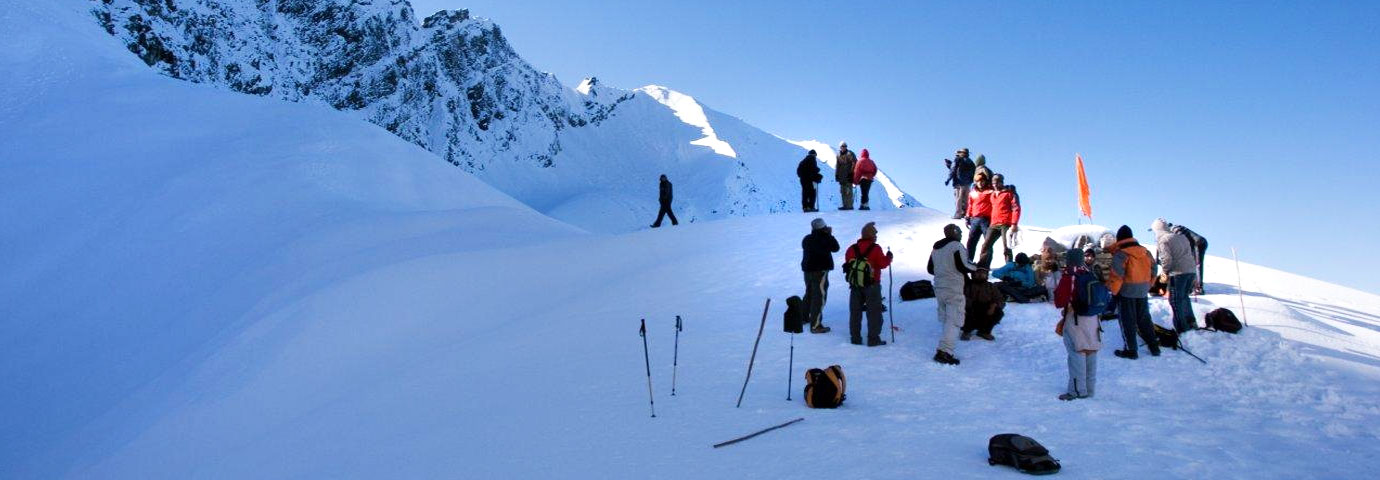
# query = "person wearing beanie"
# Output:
<box><xmin>944</xmin><ymin>148</ymin><xmax>976</xmax><ymax>219</ymax></box>
<box><xmin>974</xmin><ymin>154</ymin><xmax>993</xmax><ymax>182</ymax></box>
<box><xmin>796</xmin><ymin>150</ymin><xmax>823</xmax><ymax>212</ymax></box>
<box><xmin>835</xmin><ymin>142</ymin><xmax>858</xmax><ymax>210</ymax></box>
<box><xmin>1152</xmin><ymin>218</ymin><xmax>1199</xmax><ymax>332</ymax></box>
<box><xmin>928</xmin><ymin>224</ymin><xmax>979</xmax><ymax>364</ymax></box>
<box><xmin>801</xmin><ymin>218</ymin><xmax>840</xmax><ymax>334</ymax></box>
<box><xmin>1053</xmin><ymin>248</ymin><xmax>1103</xmax><ymax>400</ymax></box>
<box><xmin>650</xmin><ymin>174</ymin><xmax>678</xmax><ymax>228</ymax></box>
<box><xmin>1108</xmin><ymin>225</ymin><xmax>1160</xmax><ymax>359</ymax></box>
<box><xmin>845</xmin><ymin>222</ymin><xmax>893</xmax><ymax>345</ymax></box>
<box><xmin>993</xmin><ymin>252</ymin><xmax>1044</xmax><ymax>303</ymax></box>
<box><xmin>978</xmin><ymin>173</ymin><xmax>1021</xmax><ymax>268</ymax></box>
<box><xmin>853</xmin><ymin>149</ymin><xmax>879</xmax><ymax>210</ymax></box>
<box><xmin>965</xmin><ymin>173</ymin><xmax>995</xmax><ymax>261</ymax></box>
<box><xmin>961</xmin><ymin>268</ymin><xmax>1005</xmax><ymax>341</ymax></box>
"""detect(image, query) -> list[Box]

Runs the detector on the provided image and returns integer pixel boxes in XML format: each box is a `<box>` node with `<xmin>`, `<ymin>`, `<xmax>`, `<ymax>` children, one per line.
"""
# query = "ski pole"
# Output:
<box><xmin>736</xmin><ymin>298</ymin><xmax>771</xmax><ymax>408</ymax></box>
<box><xmin>672</xmin><ymin>315</ymin><xmax>682</xmax><ymax>396</ymax></box>
<box><xmin>786</xmin><ymin>332</ymin><xmax>794</xmax><ymax>401</ymax></box>
<box><xmin>888</xmin><ymin>248</ymin><xmax>895</xmax><ymax>343</ymax></box>
<box><xmin>640</xmin><ymin>319</ymin><xmax>656</xmax><ymax>418</ymax></box>
<box><xmin>1232</xmin><ymin>247</ymin><xmax>1249</xmax><ymax>327</ymax></box>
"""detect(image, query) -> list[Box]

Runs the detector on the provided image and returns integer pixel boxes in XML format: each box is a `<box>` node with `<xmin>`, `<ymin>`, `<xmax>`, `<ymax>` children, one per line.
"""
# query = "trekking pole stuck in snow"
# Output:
<box><xmin>736</xmin><ymin>298</ymin><xmax>771</xmax><ymax>408</ymax></box>
<box><xmin>888</xmin><ymin>248</ymin><xmax>896</xmax><ymax>343</ymax></box>
<box><xmin>712</xmin><ymin>417</ymin><xmax>805</xmax><ymax>448</ymax></box>
<box><xmin>786</xmin><ymin>331</ymin><xmax>795</xmax><ymax>401</ymax></box>
<box><xmin>640</xmin><ymin>319</ymin><xmax>656</xmax><ymax>418</ymax></box>
<box><xmin>1232</xmin><ymin>247</ymin><xmax>1249</xmax><ymax>327</ymax></box>
<box><xmin>671</xmin><ymin>315</ymin><xmax>682</xmax><ymax>396</ymax></box>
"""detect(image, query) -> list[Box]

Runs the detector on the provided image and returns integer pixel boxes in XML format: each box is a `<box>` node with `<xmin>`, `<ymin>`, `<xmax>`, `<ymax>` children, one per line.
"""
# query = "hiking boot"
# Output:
<box><xmin>1114</xmin><ymin>349</ymin><xmax>1138</xmax><ymax>360</ymax></box>
<box><xmin>1150</xmin><ymin>349</ymin><xmax>1162</xmax><ymax>357</ymax></box>
<box><xmin>811</xmin><ymin>325</ymin><xmax>831</xmax><ymax>334</ymax></box>
<box><xmin>850</xmin><ymin>338</ymin><xmax>863</xmax><ymax>345</ymax></box>
<box><xmin>977</xmin><ymin>332</ymin><xmax>995</xmax><ymax>341</ymax></box>
<box><xmin>859</xmin><ymin>205</ymin><xmax>871</xmax><ymax>211</ymax></box>
<box><xmin>1058</xmin><ymin>393</ymin><xmax>1079</xmax><ymax>401</ymax></box>
<box><xmin>960</xmin><ymin>331</ymin><xmax>973</xmax><ymax>341</ymax></box>
<box><xmin>867</xmin><ymin>338</ymin><xmax>887</xmax><ymax>347</ymax></box>
<box><xmin>933</xmin><ymin>350</ymin><xmax>960</xmax><ymax>365</ymax></box>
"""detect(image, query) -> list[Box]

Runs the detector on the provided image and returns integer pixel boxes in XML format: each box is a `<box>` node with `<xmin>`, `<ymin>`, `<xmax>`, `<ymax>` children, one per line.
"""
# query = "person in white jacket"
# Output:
<box><xmin>928</xmin><ymin>224</ymin><xmax>978</xmax><ymax>365</ymax></box>
<box><xmin>1054</xmin><ymin>248</ymin><xmax>1103</xmax><ymax>401</ymax></box>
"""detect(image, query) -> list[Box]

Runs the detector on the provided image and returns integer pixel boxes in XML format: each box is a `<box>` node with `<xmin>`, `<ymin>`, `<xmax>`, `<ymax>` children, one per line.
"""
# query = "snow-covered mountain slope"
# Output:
<box><xmin>0</xmin><ymin>2</ymin><xmax>579</xmax><ymax>476</ymax></box>
<box><xmin>86</xmin><ymin>0</ymin><xmax>918</xmax><ymax>233</ymax></box>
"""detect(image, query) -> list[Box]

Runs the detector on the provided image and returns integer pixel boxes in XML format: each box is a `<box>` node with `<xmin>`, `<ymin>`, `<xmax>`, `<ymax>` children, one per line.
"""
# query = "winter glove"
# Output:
<box><xmin>1055</xmin><ymin>318</ymin><xmax>1065</xmax><ymax>336</ymax></box>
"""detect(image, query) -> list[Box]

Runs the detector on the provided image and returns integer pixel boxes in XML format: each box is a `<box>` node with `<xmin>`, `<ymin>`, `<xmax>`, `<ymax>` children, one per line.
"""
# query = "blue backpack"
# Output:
<box><xmin>1072</xmin><ymin>269</ymin><xmax>1111</xmax><ymax>316</ymax></box>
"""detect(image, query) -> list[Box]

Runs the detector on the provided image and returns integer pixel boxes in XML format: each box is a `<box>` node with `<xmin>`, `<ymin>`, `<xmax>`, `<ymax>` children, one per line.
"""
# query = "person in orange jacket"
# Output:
<box><xmin>853</xmin><ymin>149</ymin><xmax>879</xmax><ymax>210</ymax></box>
<box><xmin>1108</xmin><ymin>225</ymin><xmax>1161</xmax><ymax>359</ymax></box>
<box><xmin>978</xmin><ymin>173</ymin><xmax>1021</xmax><ymax>268</ymax></box>
<box><xmin>844</xmin><ymin>222</ymin><xmax>893</xmax><ymax>346</ymax></box>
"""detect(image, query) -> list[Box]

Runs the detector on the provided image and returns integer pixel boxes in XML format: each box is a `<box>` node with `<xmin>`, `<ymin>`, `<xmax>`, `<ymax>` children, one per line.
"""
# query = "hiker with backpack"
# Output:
<box><xmin>961</xmin><ymin>268</ymin><xmax>1005</xmax><ymax>341</ymax></box>
<box><xmin>650</xmin><ymin>174</ymin><xmax>679</xmax><ymax>228</ymax></box>
<box><xmin>1053</xmin><ymin>248</ymin><xmax>1105</xmax><ymax>400</ymax></box>
<box><xmin>1109</xmin><ymin>225</ymin><xmax>1162</xmax><ymax>359</ymax></box>
<box><xmin>965</xmin><ymin>173</ymin><xmax>994</xmax><ymax>260</ymax></box>
<box><xmin>1163</xmin><ymin>220</ymin><xmax>1209</xmax><ymax>294</ymax></box>
<box><xmin>1093</xmin><ymin>234</ymin><xmax>1119</xmax><ymax>319</ymax></box>
<box><xmin>1152</xmin><ymin>218</ymin><xmax>1199</xmax><ymax>332</ymax></box>
<box><xmin>801</xmin><ymin>218</ymin><xmax>840</xmax><ymax>334</ymax></box>
<box><xmin>797</xmin><ymin>150</ymin><xmax>823</xmax><ymax>212</ymax></box>
<box><xmin>853</xmin><ymin>149</ymin><xmax>879</xmax><ymax>210</ymax></box>
<box><xmin>928</xmin><ymin>224</ymin><xmax>979</xmax><ymax>365</ymax></box>
<box><xmin>944</xmin><ymin>148</ymin><xmax>976</xmax><ymax>219</ymax></box>
<box><xmin>844</xmin><ymin>222</ymin><xmax>893</xmax><ymax>346</ymax></box>
<box><xmin>993</xmin><ymin>253</ymin><xmax>1045</xmax><ymax>303</ymax></box>
<box><xmin>978</xmin><ymin>173</ymin><xmax>1021</xmax><ymax>268</ymax></box>
<box><xmin>836</xmin><ymin>142</ymin><xmax>857</xmax><ymax>210</ymax></box>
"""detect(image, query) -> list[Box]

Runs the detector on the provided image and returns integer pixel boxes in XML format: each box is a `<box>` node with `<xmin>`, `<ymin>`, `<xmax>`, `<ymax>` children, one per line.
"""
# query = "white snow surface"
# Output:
<box><xmin>4</xmin><ymin>2</ymin><xmax>1380</xmax><ymax>479</ymax></box>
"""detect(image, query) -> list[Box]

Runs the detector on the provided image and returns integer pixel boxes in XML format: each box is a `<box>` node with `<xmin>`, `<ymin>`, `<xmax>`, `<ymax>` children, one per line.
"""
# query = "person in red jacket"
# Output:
<box><xmin>964</xmin><ymin>173</ymin><xmax>993</xmax><ymax>260</ymax></box>
<box><xmin>845</xmin><ymin>222</ymin><xmax>893</xmax><ymax>346</ymax></box>
<box><xmin>853</xmin><ymin>149</ymin><xmax>879</xmax><ymax>210</ymax></box>
<box><xmin>978</xmin><ymin>173</ymin><xmax>1021</xmax><ymax>268</ymax></box>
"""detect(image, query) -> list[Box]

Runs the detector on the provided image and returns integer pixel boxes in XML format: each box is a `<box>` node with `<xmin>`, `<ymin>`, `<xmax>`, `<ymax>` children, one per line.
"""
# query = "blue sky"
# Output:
<box><xmin>412</xmin><ymin>0</ymin><xmax>1379</xmax><ymax>293</ymax></box>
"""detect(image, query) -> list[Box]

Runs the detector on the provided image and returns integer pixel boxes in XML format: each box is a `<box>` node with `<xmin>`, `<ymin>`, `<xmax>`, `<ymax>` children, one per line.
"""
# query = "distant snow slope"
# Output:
<box><xmin>85</xmin><ymin>0</ymin><xmax>920</xmax><ymax>233</ymax></box>
<box><xmin>0</xmin><ymin>3</ymin><xmax>577</xmax><ymax>476</ymax></box>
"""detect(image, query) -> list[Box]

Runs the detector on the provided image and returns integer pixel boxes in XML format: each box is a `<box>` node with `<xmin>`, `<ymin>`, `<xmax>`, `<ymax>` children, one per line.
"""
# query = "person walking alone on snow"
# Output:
<box><xmin>796</xmin><ymin>150</ymin><xmax>823</xmax><ymax>212</ymax></box>
<box><xmin>929</xmin><ymin>224</ymin><xmax>979</xmax><ymax>365</ymax></box>
<box><xmin>650</xmin><ymin>174</ymin><xmax>678</xmax><ymax>228</ymax></box>
<box><xmin>801</xmin><ymin>218</ymin><xmax>840</xmax><ymax>333</ymax></box>
<box><xmin>835</xmin><ymin>142</ymin><xmax>858</xmax><ymax>210</ymax></box>
<box><xmin>854</xmin><ymin>149</ymin><xmax>879</xmax><ymax>210</ymax></box>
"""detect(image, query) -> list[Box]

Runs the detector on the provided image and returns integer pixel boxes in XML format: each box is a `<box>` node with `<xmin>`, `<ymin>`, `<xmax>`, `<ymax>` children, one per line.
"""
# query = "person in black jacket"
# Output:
<box><xmin>944</xmin><ymin>148</ymin><xmax>976</xmax><ymax>219</ymax></box>
<box><xmin>797</xmin><ymin>150</ymin><xmax>824</xmax><ymax>212</ymax></box>
<box><xmin>801</xmin><ymin>218</ymin><xmax>840</xmax><ymax>333</ymax></box>
<box><xmin>650</xmin><ymin>174</ymin><xmax>679</xmax><ymax>228</ymax></box>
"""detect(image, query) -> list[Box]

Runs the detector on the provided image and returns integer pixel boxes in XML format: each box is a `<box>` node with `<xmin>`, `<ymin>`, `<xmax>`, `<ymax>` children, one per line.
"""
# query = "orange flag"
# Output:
<box><xmin>1075</xmin><ymin>154</ymin><xmax>1093</xmax><ymax>219</ymax></box>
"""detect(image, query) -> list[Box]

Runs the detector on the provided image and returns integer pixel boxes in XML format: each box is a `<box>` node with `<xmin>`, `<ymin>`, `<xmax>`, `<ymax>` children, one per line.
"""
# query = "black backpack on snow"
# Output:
<box><xmin>783</xmin><ymin>295</ymin><xmax>804</xmax><ymax>333</ymax></box>
<box><xmin>987</xmin><ymin>433</ymin><xmax>1061</xmax><ymax>475</ymax></box>
<box><xmin>1205</xmin><ymin>308</ymin><xmax>1243</xmax><ymax>333</ymax></box>
<box><xmin>899</xmin><ymin>280</ymin><xmax>935</xmax><ymax>301</ymax></box>
<box><xmin>1154</xmin><ymin>323</ymin><xmax>1182</xmax><ymax>350</ymax></box>
<box><xmin>804</xmin><ymin>365</ymin><xmax>846</xmax><ymax>408</ymax></box>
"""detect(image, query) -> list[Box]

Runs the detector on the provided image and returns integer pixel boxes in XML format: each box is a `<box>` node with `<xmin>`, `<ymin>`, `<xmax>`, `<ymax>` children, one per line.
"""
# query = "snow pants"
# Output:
<box><xmin>1063</xmin><ymin>313</ymin><xmax>1098</xmax><ymax>398</ymax></box>
<box><xmin>849</xmin><ymin>284</ymin><xmax>884</xmax><ymax>342</ymax></box>
<box><xmin>800</xmin><ymin>179</ymin><xmax>817</xmax><ymax>211</ymax></box>
<box><xmin>1169</xmin><ymin>273</ymin><xmax>1198</xmax><ymax>332</ymax></box>
<box><xmin>803</xmin><ymin>271</ymin><xmax>829</xmax><ymax>329</ymax></box>
<box><xmin>936</xmin><ymin>294</ymin><xmax>965</xmax><ymax>354</ymax></box>
<box><xmin>1117</xmin><ymin>296</ymin><xmax>1160</xmax><ymax>354</ymax></box>
<box><xmin>839</xmin><ymin>182</ymin><xmax>854</xmax><ymax>209</ymax></box>
<box><xmin>858</xmin><ymin>179</ymin><xmax>874</xmax><ymax>208</ymax></box>
<box><xmin>652</xmin><ymin>201</ymin><xmax>678</xmax><ymax>227</ymax></box>
<box><xmin>953</xmin><ymin>185</ymin><xmax>970</xmax><ymax>218</ymax></box>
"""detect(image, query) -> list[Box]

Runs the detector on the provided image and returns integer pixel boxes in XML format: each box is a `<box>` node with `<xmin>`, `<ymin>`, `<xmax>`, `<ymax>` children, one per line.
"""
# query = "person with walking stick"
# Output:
<box><xmin>844</xmin><ymin>222</ymin><xmax>893</xmax><ymax>346</ymax></box>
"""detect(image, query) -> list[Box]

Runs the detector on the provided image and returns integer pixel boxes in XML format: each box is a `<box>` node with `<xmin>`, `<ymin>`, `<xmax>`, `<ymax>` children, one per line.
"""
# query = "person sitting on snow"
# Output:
<box><xmin>961</xmin><ymin>268</ymin><xmax>1005</xmax><ymax>341</ymax></box>
<box><xmin>993</xmin><ymin>253</ymin><xmax>1046</xmax><ymax>303</ymax></box>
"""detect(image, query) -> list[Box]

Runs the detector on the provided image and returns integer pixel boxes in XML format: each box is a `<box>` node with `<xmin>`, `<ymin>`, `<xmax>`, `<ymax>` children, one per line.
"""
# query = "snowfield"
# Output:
<box><xmin>3</xmin><ymin>2</ymin><xmax>1379</xmax><ymax>479</ymax></box>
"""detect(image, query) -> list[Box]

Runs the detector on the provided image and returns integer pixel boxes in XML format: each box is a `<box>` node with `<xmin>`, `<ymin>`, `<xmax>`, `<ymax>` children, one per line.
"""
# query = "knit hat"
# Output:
<box><xmin>862</xmin><ymin>222</ymin><xmax>878</xmax><ymax>239</ymax></box>
<box><xmin>1015</xmin><ymin>252</ymin><xmax>1031</xmax><ymax>265</ymax></box>
<box><xmin>1150</xmin><ymin>217</ymin><xmax>1169</xmax><ymax>234</ymax></box>
<box><xmin>811</xmin><ymin>218</ymin><xmax>828</xmax><ymax>230</ymax></box>
<box><xmin>943</xmin><ymin>223</ymin><xmax>962</xmax><ymax>240</ymax></box>
<box><xmin>860</xmin><ymin>149</ymin><xmax>870</xmax><ymax>160</ymax></box>
<box><xmin>1116</xmin><ymin>225</ymin><xmax>1133</xmax><ymax>241</ymax></box>
<box><xmin>976</xmin><ymin>154</ymin><xmax>986</xmax><ymax>166</ymax></box>
<box><xmin>1066</xmin><ymin>248</ymin><xmax>1086</xmax><ymax>267</ymax></box>
<box><xmin>807</xmin><ymin>149</ymin><xmax>817</xmax><ymax>156</ymax></box>
<box><xmin>1100</xmin><ymin>233</ymin><xmax>1115</xmax><ymax>250</ymax></box>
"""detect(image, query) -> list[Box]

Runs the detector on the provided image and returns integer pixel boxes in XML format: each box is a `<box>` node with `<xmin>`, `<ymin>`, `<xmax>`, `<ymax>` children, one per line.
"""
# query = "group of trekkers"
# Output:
<box><xmin>792</xmin><ymin>146</ymin><xmax>1210</xmax><ymax>401</ymax></box>
<box><xmin>797</xmin><ymin>142</ymin><xmax>880</xmax><ymax>212</ymax></box>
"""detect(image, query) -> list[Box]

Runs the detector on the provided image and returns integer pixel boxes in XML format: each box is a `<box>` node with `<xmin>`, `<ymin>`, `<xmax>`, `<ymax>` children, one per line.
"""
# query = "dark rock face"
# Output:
<box><xmin>90</xmin><ymin>0</ymin><xmax>605</xmax><ymax>171</ymax></box>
